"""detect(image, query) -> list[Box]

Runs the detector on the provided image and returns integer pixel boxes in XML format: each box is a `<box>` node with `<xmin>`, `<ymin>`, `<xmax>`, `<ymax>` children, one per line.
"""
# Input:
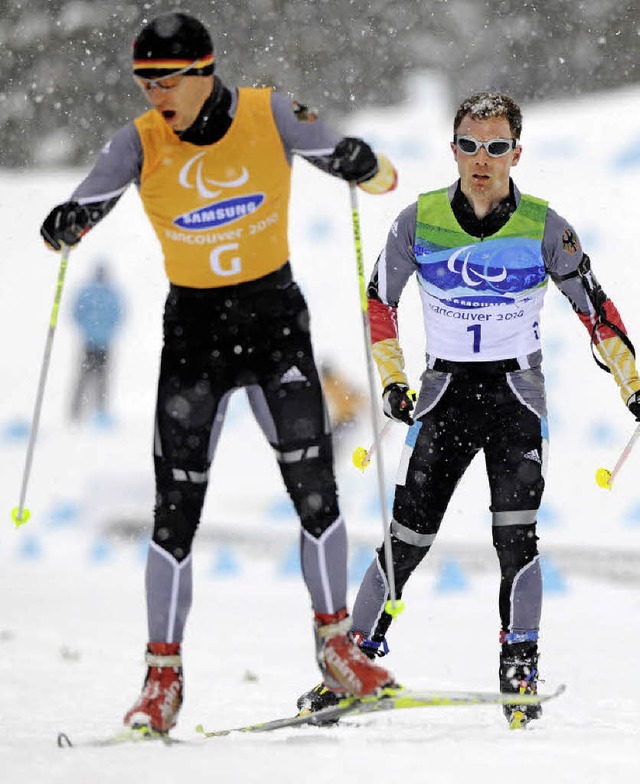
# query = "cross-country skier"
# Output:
<box><xmin>40</xmin><ymin>12</ymin><xmax>398</xmax><ymax>733</ymax></box>
<box><xmin>297</xmin><ymin>91</ymin><xmax>640</xmax><ymax>728</ymax></box>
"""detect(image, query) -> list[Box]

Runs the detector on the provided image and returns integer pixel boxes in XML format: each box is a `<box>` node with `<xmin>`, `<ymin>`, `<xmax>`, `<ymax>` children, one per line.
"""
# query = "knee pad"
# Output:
<box><xmin>392</xmin><ymin>483</ymin><xmax>446</xmax><ymax>537</ymax></box>
<box><xmin>277</xmin><ymin>436</ymin><xmax>339</xmax><ymax>537</ymax></box>
<box><xmin>153</xmin><ymin>457</ymin><xmax>208</xmax><ymax>561</ymax></box>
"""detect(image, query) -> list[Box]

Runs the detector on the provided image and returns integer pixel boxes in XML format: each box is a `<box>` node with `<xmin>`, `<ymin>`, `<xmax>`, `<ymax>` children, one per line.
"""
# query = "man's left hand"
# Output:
<box><xmin>627</xmin><ymin>391</ymin><xmax>640</xmax><ymax>420</ymax></box>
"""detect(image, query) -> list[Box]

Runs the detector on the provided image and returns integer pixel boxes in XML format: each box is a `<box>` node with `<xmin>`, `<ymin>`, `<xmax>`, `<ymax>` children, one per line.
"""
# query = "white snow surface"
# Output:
<box><xmin>2</xmin><ymin>78</ymin><xmax>640</xmax><ymax>781</ymax></box>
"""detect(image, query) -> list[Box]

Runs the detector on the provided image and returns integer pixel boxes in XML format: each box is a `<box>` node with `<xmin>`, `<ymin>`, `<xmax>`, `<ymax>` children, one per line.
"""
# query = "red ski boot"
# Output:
<box><xmin>314</xmin><ymin>609</ymin><xmax>395</xmax><ymax>696</ymax></box>
<box><xmin>123</xmin><ymin>642</ymin><xmax>183</xmax><ymax>733</ymax></box>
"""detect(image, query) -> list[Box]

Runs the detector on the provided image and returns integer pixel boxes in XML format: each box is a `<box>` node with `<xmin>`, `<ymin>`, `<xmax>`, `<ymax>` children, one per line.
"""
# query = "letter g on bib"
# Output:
<box><xmin>210</xmin><ymin>243</ymin><xmax>241</xmax><ymax>276</ymax></box>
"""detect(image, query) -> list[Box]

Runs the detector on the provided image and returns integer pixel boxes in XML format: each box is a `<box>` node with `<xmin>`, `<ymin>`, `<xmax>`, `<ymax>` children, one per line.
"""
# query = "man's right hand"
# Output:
<box><xmin>41</xmin><ymin>201</ymin><xmax>89</xmax><ymax>250</ymax></box>
<box><xmin>382</xmin><ymin>383</ymin><xmax>415</xmax><ymax>425</ymax></box>
<box><xmin>330</xmin><ymin>137</ymin><xmax>378</xmax><ymax>183</ymax></box>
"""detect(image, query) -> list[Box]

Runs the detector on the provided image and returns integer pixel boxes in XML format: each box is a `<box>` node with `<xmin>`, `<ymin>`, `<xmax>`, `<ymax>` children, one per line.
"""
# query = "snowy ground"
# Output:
<box><xmin>2</xmin><ymin>556</ymin><xmax>638</xmax><ymax>783</ymax></box>
<box><xmin>2</xmin><ymin>77</ymin><xmax>640</xmax><ymax>781</ymax></box>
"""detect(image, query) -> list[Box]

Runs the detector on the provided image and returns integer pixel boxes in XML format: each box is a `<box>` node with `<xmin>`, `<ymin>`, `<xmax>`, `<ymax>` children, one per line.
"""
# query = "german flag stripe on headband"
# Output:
<box><xmin>133</xmin><ymin>53</ymin><xmax>214</xmax><ymax>73</ymax></box>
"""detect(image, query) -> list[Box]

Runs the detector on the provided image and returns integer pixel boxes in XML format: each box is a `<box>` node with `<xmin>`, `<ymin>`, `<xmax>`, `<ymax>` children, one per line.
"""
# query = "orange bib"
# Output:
<box><xmin>135</xmin><ymin>88</ymin><xmax>291</xmax><ymax>287</ymax></box>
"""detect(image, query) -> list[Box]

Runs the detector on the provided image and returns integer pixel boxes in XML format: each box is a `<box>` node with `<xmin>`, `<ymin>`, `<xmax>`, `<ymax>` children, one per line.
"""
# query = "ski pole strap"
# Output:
<box><xmin>590</xmin><ymin>316</ymin><xmax>636</xmax><ymax>374</ymax></box>
<box><xmin>500</xmin><ymin>630</ymin><xmax>539</xmax><ymax>644</ymax></box>
<box><xmin>359</xmin><ymin>637</ymin><xmax>390</xmax><ymax>658</ymax></box>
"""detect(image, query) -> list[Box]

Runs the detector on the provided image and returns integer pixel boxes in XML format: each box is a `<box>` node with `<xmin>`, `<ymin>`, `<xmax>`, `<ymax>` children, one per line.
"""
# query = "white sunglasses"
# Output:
<box><xmin>454</xmin><ymin>135</ymin><xmax>518</xmax><ymax>157</ymax></box>
<box><xmin>134</xmin><ymin>60</ymin><xmax>199</xmax><ymax>92</ymax></box>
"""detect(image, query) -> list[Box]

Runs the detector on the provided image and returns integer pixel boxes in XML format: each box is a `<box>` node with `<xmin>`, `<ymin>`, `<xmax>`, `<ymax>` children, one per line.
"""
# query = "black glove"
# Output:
<box><xmin>41</xmin><ymin>201</ymin><xmax>89</xmax><ymax>250</ymax></box>
<box><xmin>627</xmin><ymin>391</ymin><xmax>640</xmax><ymax>420</ymax></box>
<box><xmin>330</xmin><ymin>137</ymin><xmax>378</xmax><ymax>183</ymax></box>
<box><xmin>382</xmin><ymin>383</ymin><xmax>415</xmax><ymax>425</ymax></box>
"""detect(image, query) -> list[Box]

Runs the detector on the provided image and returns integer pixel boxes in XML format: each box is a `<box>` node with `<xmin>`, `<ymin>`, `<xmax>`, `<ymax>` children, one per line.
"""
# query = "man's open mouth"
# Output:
<box><xmin>162</xmin><ymin>110</ymin><xmax>176</xmax><ymax>120</ymax></box>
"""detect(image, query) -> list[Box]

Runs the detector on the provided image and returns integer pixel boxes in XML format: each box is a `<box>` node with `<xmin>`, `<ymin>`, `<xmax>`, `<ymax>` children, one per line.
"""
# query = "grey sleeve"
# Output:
<box><xmin>71</xmin><ymin>122</ymin><xmax>143</xmax><ymax>214</ymax></box>
<box><xmin>543</xmin><ymin>207</ymin><xmax>598</xmax><ymax>315</ymax></box>
<box><xmin>368</xmin><ymin>202</ymin><xmax>418</xmax><ymax>307</ymax></box>
<box><xmin>270</xmin><ymin>91</ymin><xmax>343</xmax><ymax>171</ymax></box>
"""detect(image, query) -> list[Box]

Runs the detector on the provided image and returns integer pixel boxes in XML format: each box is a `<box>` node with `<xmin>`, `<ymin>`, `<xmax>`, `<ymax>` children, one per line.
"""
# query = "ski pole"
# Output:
<box><xmin>349</xmin><ymin>183</ymin><xmax>404</xmax><ymax>618</ymax></box>
<box><xmin>352</xmin><ymin>420</ymin><xmax>394</xmax><ymax>470</ymax></box>
<box><xmin>12</xmin><ymin>245</ymin><xmax>71</xmax><ymax>527</ymax></box>
<box><xmin>352</xmin><ymin>388</ymin><xmax>417</xmax><ymax>471</ymax></box>
<box><xmin>595</xmin><ymin>422</ymin><xmax>640</xmax><ymax>491</ymax></box>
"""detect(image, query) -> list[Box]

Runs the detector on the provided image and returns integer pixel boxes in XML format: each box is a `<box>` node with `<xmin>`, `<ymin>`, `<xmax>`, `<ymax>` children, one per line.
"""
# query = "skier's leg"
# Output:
<box><xmin>124</xmin><ymin>383</ymin><xmax>230</xmax><ymax>733</ymax></box>
<box><xmin>125</xmin><ymin>289</ymin><xmax>233</xmax><ymax>732</ymax></box>
<box><xmin>249</xmin><ymin>285</ymin><xmax>392</xmax><ymax>696</ymax></box>
<box><xmin>84</xmin><ymin>348</ymin><xmax>103</xmax><ymax>416</ymax></box>
<box><xmin>245</xmin><ymin>304</ymin><xmax>343</xmax><ymax>616</ymax></box>
<box><xmin>70</xmin><ymin>347</ymin><xmax>91</xmax><ymax>421</ymax></box>
<box><xmin>95</xmin><ymin>348</ymin><xmax>109</xmax><ymax>414</ymax></box>
<box><xmin>297</xmin><ymin>377</ymin><xmax>477</xmax><ymax>713</ymax></box>
<box><xmin>485</xmin><ymin>369</ymin><xmax>547</xmax><ymax>723</ymax></box>
<box><xmin>486</xmin><ymin>370</ymin><xmax>546</xmax><ymax>640</ymax></box>
<box><xmin>352</xmin><ymin>404</ymin><xmax>477</xmax><ymax>648</ymax></box>
<box><xmin>149</xmin><ymin>384</ymin><xmax>231</xmax><ymax>641</ymax></box>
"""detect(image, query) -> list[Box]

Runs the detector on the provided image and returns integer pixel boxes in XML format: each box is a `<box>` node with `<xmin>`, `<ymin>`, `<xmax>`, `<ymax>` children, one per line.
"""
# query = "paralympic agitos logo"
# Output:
<box><xmin>174</xmin><ymin>152</ymin><xmax>264</xmax><ymax>230</ymax></box>
<box><xmin>417</xmin><ymin>236</ymin><xmax>546</xmax><ymax>307</ymax></box>
<box><xmin>447</xmin><ymin>245</ymin><xmax>507</xmax><ymax>287</ymax></box>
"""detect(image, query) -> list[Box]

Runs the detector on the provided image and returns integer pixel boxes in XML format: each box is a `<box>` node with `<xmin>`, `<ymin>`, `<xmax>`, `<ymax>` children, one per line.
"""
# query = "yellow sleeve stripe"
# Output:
<box><xmin>595</xmin><ymin>335</ymin><xmax>640</xmax><ymax>403</ymax></box>
<box><xmin>372</xmin><ymin>338</ymin><xmax>408</xmax><ymax>389</ymax></box>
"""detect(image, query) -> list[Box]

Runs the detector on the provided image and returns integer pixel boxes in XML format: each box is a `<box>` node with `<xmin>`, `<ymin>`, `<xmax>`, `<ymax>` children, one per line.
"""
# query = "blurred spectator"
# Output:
<box><xmin>70</xmin><ymin>262</ymin><xmax>124</xmax><ymax>425</ymax></box>
<box><xmin>319</xmin><ymin>361</ymin><xmax>366</xmax><ymax>457</ymax></box>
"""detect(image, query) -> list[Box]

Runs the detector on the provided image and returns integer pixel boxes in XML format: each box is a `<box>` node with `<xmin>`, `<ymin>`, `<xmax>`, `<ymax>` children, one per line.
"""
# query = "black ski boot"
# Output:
<box><xmin>296</xmin><ymin>683</ymin><xmax>341</xmax><ymax>722</ymax></box>
<box><xmin>499</xmin><ymin>640</ymin><xmax>541</xmax><ymax>729</ymax></box>
<box><xmin>296</xmin><ymin>633</ymin><xmax>389</xmax><ymax>723</ymax></box>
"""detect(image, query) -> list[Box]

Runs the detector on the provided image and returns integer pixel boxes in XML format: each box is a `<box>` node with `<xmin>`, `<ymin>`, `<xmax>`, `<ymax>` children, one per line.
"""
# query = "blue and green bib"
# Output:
<box><xmin>414</xmin><ymin>188</ymin><xmax>549</xmax><ymax>361</ymax></box>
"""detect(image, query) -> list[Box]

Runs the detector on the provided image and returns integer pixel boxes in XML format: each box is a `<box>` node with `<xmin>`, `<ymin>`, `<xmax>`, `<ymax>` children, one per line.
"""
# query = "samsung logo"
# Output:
<box><xmin>174</xmin><ymin>194</ymin><xmax>265</xmax><ymax>230</ymax></box>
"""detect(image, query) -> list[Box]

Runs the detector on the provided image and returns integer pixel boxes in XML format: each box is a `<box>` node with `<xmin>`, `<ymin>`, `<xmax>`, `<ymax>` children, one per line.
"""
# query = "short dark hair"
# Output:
<box><xmin>453</xmin><ymin>92</ymin><xmax>522</xmax><ymax>139</ymax></box>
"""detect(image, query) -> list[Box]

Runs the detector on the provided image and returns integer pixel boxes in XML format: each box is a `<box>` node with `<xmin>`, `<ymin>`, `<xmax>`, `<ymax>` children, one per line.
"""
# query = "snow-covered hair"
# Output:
<box><xmin>453</xmin><ymin>92</ymin><xmax>522</xmax><ymax>139</ymax></box>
